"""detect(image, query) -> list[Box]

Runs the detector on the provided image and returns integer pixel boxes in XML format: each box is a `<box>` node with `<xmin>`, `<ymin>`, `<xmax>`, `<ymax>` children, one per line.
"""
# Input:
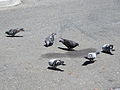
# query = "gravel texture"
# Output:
<box><xmin>0</xmin><ymin>0</ymin><xmax>120</xmax><ymax>90</ymax></box>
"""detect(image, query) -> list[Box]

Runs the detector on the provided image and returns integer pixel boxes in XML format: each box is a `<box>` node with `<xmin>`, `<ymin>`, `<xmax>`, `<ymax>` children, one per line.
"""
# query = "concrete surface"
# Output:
<box><xmin>0</xmin><ymin>0</ymin><xmax>21</xmax><ymax>7</ymax></box>
<box><xmin>0</xmin><ymin>0</ymin><xmax>120</xmax><ymax>90</ymax></box>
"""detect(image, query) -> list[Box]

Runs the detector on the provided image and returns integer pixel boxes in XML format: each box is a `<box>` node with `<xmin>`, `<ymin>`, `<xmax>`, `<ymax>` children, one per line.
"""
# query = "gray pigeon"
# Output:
<box><xmin>5</xmin><ymin>28</ymin><xmax>24</xmax><ymax>36</ymax></box>
<box><xmin>48</xmin><ymin>59</ymin><xmax>65</xmax><ymax>69</ymax></box>
<box><xmin>59</xmin><ymin>38</ymin><xmax>79</xmax><ymax>50</ymax></box>
<box><xmin>101</xmin><ymin>44</ymin><xmax>115</xmax><ymax>53</ymax></box>
<box><xmin>44</xmin><ymin>33</ymin><xmax>56</xmax><ymax>47</ymax></box>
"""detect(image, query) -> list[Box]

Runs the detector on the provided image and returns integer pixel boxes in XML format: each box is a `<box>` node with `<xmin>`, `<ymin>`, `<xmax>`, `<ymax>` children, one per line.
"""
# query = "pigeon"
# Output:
<box><xmin>44</xmin><ymin>33</ymin><xmax>56</xmax><ymax>47</ymax></box>
<box><xmin>87</xmin><ymin>51</ymin><xmax>100</xmax><ymax>61</ymax></box>
<box><xmin>59</xmin><ymin>38</ymin><xmax>79</xmax><ymax>50</ymax></box>
<box><xmin>101</xmin><ymin>44</ymin><xmax>115</xmax><ymax>53</ymax></box>
<box><xmin>5</xmin><ymin>28</ymin><xmax>24</xmax><ymax>36</ymax></box>
<box><xmin>48</xmin><ymin>59</ymin><xmax>65</xmax><ymax>69</ymax></box>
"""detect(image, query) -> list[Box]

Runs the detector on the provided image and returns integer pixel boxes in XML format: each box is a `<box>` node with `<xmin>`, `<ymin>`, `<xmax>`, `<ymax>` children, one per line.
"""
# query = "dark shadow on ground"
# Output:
<box><xmin>82</xmin><ymin>60</ymin><xmax>96</xmax><ymax>66</ymax></box>
<box><xmin>47</xmin><ymin>67</ymin><xmax>64</xmax><ymax>72</ymax></box>
<box><xmin>58</xmin><ymin>47</ymin><xmax>75</xmax><ymax>51</ymax></box>
<box><xmin>6</xmin><ymin>36</ymin><xmax>23</xmax><ymax>37</ymax></box>
<box><xmin>41</xmin><ymin>48</ymin><xmax>97</xmax><ymax>58</ymax></box>
<box><xmin>101</xmin><ymin>51</ymin><xmax>114</xmax><ymax>55</ymax></box>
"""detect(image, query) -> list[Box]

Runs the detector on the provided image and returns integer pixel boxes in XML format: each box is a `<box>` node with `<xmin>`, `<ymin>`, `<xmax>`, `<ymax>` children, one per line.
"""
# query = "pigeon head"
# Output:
<box><xmin>20</xmin><ymin>28</ymin><xmax>24</xmax><ymax>31</ymax></box>
<box><xmin>59</xmin><ymin>38</ymin><xmax>64</xmax><ymax>43</ymax></box>
<box><xmin>109</xmin><ymin>44</ymin><xmax>115</xmax><ymax>51</ymax></box>
<box><xmin>109</xmin><ymin>44</ymin><xmax>113</xmax><ymax>49</ymax></box>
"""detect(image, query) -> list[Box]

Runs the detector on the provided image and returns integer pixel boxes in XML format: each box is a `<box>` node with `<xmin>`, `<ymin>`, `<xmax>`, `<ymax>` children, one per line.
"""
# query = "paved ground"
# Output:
<box><xmin>0</xmin><ymin>0</ymin><xmax>21</xmax><ymax>7</ymax></box>
<box><xmin>0</xmin><ymin>0</ymin><xmax>120</xmax><ymax>90</ymax></box>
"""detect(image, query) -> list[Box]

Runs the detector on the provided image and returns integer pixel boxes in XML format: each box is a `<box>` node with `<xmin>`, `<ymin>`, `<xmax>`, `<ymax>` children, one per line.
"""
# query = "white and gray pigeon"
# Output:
<box><xmin>59</xmin><ymin>38</ymin><xmax>79</xmax><ymax>50</ymax></box>
<box><xmin>48</xmin><ymin>59</ymin><xmax>65</xmax><ymax>69</ymax></box>
<box><xmin>5</xmin><ymin>28</ymin><xmax>24</xmax><ymax>36</ymax></box>
<box><xmin>44</xmin><ymin>33</ymin><xmax>56</xmax><ymax>47</ymax></box>
<box><xmin>87</xmin><ymin>51</ymin><xmax>100</xmax><ymax>61</ymax></box>
<box><xmin>101</xmin><ymin>44</ymin><xmax>115</xmax><ymax>53</ymax></box>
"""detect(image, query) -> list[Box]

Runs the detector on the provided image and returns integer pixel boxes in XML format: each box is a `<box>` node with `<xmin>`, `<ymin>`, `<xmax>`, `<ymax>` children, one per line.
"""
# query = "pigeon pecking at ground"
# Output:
<box><xmin>101</xmin><ymin>44</ymin><xmax>115</xmax><ymax>54</ymax></box>
<box><xmin>48</xmin><ymin>59</ymin><xmax>65</xmax><ymax>69</ymax></box>
<box><xmin>44</xmin><ymin>33</ymin><xmax>56</xmax><ymax>47</ymax></box>
<box><xmin>87</xmin><ymin>51</ymin><xmax>100</xmax><ymax>61</ymax></box>
<box><xmin>5</xmin><ymin>28</ymin><xmax>24</xmax><ymax>36</ymax></box>
<box><xmin>59</xmin><ymin>38</ymin><xmax>79</xmax><ymax>50</ymax></box>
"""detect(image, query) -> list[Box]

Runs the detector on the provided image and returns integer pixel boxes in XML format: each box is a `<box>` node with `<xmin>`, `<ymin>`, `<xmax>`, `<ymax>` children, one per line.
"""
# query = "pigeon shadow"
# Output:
<box><xmin>41</xmin><ymin>48</ymin><xmax>97</xmax><ymax>58</ymax></box>
<box><xmin>84</xmin><ymin>56</ymin><xmax>94</xmax><ymax>61</ymax></box>
<box><xmin>101</xmin><ymin>51</ymin><xmax>114</xmax><ymax>55</ymax></box>
<box><xmin>6</xmin><ymin>35</ymin><xmax>23</xmax><ymax>37</ymax></box>
<box><xmin>58</xmin><ymin>47</ymin><xmax>75</xmax><ymax>51</ymax></box>
<box><xmin>82</xmin><ymin>60</ymin><xmax>96</xmax><ymax>66</ymax></box>
<box><xmin>47</xmin><ymin>67</ymin><xmax>64</xmax><ymax>72</ymax></box>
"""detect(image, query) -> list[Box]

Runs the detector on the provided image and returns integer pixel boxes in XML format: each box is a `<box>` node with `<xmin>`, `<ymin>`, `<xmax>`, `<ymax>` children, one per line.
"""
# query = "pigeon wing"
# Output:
<box><xmin>62</xmin><ymin>39</ymin><xmax>78</xmax><ymax>48</ymax></box>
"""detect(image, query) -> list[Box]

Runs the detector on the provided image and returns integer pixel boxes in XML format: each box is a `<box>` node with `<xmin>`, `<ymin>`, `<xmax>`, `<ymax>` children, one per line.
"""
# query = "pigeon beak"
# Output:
<box><xmin>59</xmin><ymin>40</ymin><xmax>62</xmax><ymax>42</ymax></box>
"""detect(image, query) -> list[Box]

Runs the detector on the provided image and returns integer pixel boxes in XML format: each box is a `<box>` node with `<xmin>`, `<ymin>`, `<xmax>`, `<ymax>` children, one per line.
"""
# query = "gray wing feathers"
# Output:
<box><xmin>60</xmin><ymin>38</ymin><xmax>79</xmax><ymax>49</ymax></box>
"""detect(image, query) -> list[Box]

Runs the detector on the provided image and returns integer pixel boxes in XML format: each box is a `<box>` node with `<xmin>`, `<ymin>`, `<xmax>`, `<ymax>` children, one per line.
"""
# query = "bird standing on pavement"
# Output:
<box><xmin>87</xmin><ymin>51</ymin><xmax>100</xmax><ymax>61</ymax></box>
<box><xmin>59</xmin><ymin>38</ymin><xmax>79</xmax><ymax>50</ymax></box>
<box><xmin>48</xmin><ymin>59</ymin><xmax>65</xmax><ymax>69</ymax></box>
<box><xmin>5</xmin><ymin>28</ymin><xmax>24</xmax><ymax>36</ymax></box>
<box><xmin>101</xmin><ymin>44</ymin><xmax>115</xmax><ymax>54</ymax></box>
<box><xmin>44</xmin><ymin>33</ymin><xmax>56</xmax><ymax>47</ymax></box>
